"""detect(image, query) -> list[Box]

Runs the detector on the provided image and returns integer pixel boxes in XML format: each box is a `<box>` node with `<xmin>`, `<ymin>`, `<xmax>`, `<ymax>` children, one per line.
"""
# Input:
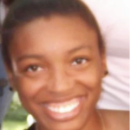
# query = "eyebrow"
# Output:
<box><xmin>16</xmin><ymin>55</ymin><xmax>44</xmax><ymax>63</ymax></box>
<box><xmin>68</xmin><ymin>45</ymin><xmax>92</xmax><ymax>54</ymax></box>
<box><xmin>16</xmin><ymin>45</ymin><xmax>92</xmax><ymax>62</ymax></box>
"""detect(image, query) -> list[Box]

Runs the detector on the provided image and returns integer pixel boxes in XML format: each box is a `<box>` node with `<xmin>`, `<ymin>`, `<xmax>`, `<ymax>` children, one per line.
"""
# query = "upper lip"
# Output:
<box><xmin>41</xmin><ymin>94</ymin><xmax>86</xmax><ymax>104</ymax></box>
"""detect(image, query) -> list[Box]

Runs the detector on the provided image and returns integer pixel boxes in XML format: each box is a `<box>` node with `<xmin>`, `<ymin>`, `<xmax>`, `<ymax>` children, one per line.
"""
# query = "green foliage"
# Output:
<box><xmin>3</xmin><ymin>120</ymin><xmax>27</xmax><ymax>130</ymax></box>
<box><xmin>4</xmin><ymin>92</ymin><xmax>28</xmax><ymax>121</ymax></box>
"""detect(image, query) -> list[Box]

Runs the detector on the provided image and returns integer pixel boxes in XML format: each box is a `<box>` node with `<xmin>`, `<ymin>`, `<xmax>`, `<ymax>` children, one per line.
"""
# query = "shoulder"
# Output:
<box><xmin>99</xmin><ymin>110</ymin><xmax>129</xmax><ymax>130</ymax></box>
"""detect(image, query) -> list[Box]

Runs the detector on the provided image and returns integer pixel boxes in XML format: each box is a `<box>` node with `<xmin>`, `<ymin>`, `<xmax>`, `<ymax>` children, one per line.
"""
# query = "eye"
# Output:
<box><xmin>72</xmin><ymin>58</ymin><xmax>87</xmax><ymax>66</ymax></box>
<box><xmin>26</xmin><ymin>65</ymin><xmax>42</xmax><ymax>72</ymax></box>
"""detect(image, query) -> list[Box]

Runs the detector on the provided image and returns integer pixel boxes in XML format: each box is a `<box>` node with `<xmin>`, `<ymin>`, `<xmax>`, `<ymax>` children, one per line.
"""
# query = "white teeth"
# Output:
<box><xmin>46</xmin><ymin>102</ymin><xmax>79</xmax><ymax>113</ymax></box>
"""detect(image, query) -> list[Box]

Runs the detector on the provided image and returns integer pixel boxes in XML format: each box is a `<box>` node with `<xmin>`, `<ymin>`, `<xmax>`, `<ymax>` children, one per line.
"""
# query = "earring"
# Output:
<box><xmin>105</xmin><ymin>70</ymin><xmax>109</xmax><ymax>76</ymax></box>
<box><xmin>9</xmin><ymin>87</ymin><xmax>13</xmax><ymax>91</ymax></box>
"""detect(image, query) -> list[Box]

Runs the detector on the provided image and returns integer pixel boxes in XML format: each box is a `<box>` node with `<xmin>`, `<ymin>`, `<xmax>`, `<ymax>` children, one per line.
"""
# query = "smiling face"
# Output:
<box><xmin>8</xmin><ymin>16</ymin><xmax>106</xmax><ymax>130</ymax></box>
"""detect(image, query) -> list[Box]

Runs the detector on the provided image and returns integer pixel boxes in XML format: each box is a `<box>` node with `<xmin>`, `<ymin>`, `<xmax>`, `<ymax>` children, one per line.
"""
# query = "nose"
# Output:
<box><xmin>48</xmin><ymin>66</ymin><xmax>73</xmax><ymax>94</ymax></box>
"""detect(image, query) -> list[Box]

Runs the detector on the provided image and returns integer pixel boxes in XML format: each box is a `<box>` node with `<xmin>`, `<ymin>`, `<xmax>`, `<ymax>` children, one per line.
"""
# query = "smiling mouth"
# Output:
<box><xmin>45</xmin><ymin>98</ymin><xmax>80</xmax><ymax>113</ymax></box>
<box><xmin>43</xmin><ymin>96</ymin><xmax>84</xmax><ymax>121</ymax></box>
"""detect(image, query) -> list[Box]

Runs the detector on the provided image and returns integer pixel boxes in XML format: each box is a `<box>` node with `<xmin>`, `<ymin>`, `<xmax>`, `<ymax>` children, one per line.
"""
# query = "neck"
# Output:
<box><xmin>81</xmin><ymin>109</ymin><xmax>103</xmax><ymax>130</ymax></box>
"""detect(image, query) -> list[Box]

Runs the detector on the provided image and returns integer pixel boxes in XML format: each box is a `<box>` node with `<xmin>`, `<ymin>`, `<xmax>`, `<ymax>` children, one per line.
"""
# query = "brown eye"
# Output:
<box><xmin>27</xmin><ymin>65</ymin><xmax>42</xmax><ymax>72</ymax></box>
<box><xmin>72</xmin><ymin>58</ymin><xmax>87</xmax><ymax>66</ymax></box>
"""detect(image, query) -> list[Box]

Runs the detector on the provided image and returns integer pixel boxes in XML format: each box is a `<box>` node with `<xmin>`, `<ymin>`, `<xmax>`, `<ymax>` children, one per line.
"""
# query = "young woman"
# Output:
<box><xmin>1</xmin><ymin>0</ymin><xmax>128</xmax><ymax>130</ymax></box>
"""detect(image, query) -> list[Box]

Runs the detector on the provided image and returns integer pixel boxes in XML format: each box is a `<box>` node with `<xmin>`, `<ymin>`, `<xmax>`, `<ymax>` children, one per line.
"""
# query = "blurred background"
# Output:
<box><xmin>3</xmin><ymin>93</ymin><xmax>28</xmax><ymax>130</ymax></box>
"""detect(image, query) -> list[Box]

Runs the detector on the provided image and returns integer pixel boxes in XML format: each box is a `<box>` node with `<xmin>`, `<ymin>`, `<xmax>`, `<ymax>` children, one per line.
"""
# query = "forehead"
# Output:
<box><xmin>10</xmin><ymin>16</ymin><xmax>99</xmax><ymax>57</ymax></box>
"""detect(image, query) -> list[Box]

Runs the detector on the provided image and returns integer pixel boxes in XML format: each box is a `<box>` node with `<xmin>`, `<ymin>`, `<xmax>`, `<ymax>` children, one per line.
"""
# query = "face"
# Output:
<box><xmin>8</xmin><ymin>16</ymin><xmax>106</xmax><ymax>130</ymax></box>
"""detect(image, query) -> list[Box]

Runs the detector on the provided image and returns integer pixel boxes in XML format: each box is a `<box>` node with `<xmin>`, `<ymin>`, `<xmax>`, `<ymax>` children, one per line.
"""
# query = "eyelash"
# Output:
<box><xmin>72</xmin><ymin>57</ymin><xmax>88</xmax><ymax>66</ymax></box>
<box><xmin>25</xmin><ymin>65</ymin><xmax>42</xmax><ymax>72</ymax></box>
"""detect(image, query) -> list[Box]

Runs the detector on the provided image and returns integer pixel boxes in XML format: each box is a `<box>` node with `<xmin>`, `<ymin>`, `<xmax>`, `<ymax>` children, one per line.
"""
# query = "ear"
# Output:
<box><xmin>101</xmin><ymin>53</ymin><xmax>108</xmax><ymax>78</ymax></box>
<box><xmin>5</xmin><ymin>65</ymin><xmax>16</xmax><ymax>91</ymax></box>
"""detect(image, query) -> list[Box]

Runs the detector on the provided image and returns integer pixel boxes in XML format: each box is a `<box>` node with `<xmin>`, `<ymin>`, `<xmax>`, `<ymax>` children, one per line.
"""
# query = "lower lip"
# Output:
<box><xmin>42</xmin><ymin>97</ymin><xmax>84</xmax><ymax>121</ymax></box>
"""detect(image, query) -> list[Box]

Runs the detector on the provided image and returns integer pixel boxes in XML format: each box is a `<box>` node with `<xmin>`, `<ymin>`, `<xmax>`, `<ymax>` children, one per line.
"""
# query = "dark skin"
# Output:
<box><xmin>7</xmin><ymin>16</ymin><xmax>128</xmax><ymax>130</ymax></box>
<box><xmin>100</xmin><ymin>110</ymin><xmax>129</xmax><ymax>130</ymax></box>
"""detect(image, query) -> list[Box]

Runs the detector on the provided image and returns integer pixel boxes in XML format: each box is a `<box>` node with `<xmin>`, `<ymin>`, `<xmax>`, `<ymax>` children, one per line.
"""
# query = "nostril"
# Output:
<box><xmin>48</xmin><ymin>76</ymin><xmax>69</xmax><ymax>92</ymax></box>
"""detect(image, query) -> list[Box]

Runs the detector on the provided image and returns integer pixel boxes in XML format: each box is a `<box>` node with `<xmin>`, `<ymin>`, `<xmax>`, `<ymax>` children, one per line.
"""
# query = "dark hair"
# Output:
<box><xmin>3</xmin><ymin>0</ymin><xmax>15</xmax><ymax>6</ymax></box>
<box><xmin>1</xmin><ymin>0</ymin><xmax>105</xmax><ymax>70</ymax></box>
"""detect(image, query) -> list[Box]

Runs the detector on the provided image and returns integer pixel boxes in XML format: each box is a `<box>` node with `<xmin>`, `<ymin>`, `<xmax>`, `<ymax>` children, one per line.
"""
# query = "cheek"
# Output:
<box><xmin>73</xmin><ymin>66</ymin><xmax>102</xmax><ymax>114</ymax></box>
<box><xmin>76</xmin><ymin>72</ymin><xmax>102</xmax><ymax>97</ymax></box>
<box><xmin>14</xmin><ymin>76</ymin><xmax>46</xmax><ymax>100</ymax></box>
<box><xmin>74</xmin><ymin>65</ymin><xmax>102</xmax><ymax>89</ymax></box>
